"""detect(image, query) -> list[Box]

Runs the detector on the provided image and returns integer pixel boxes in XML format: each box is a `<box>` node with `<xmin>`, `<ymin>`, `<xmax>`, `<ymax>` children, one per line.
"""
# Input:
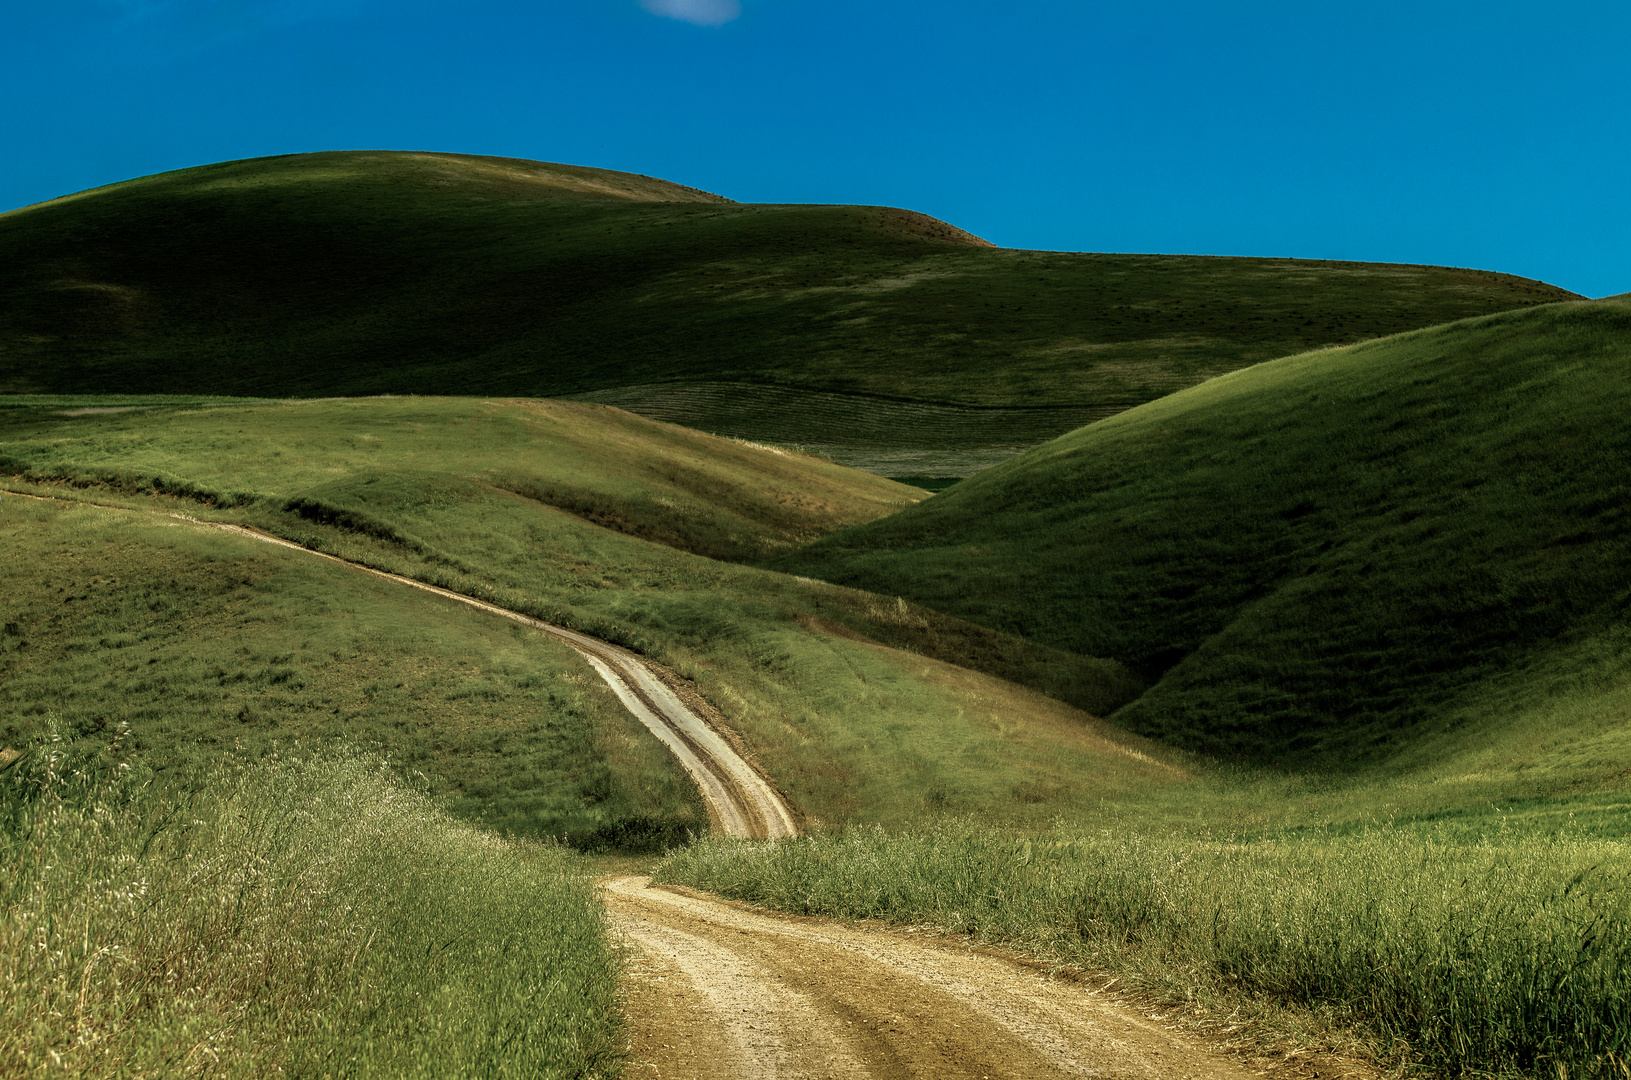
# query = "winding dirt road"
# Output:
<box><xmin>183</xmin><ymin>517</ymin><xmax>801</xmax><ymax>840</ymax></box>
<box><xmin>4</xmin><ymin>489</ymin><xmax>796</xmax><ymax>839</ymax></box>
<box><xmin>13</xmin><ymin>491</ymin><xmax>1299</xmax><ymax>1079</ymax></box>
<box><xmin>608</xmin><ymin>876</ymin><xmax>1263</xmax><ymax>1080</ymax></box>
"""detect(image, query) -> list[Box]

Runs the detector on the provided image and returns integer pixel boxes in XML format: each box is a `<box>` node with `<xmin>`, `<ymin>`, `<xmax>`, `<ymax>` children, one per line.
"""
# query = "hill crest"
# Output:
<box><xmin>2</xmin><ymin>150</ymin><xmax>735</xmax><ymax>219</ymax></box>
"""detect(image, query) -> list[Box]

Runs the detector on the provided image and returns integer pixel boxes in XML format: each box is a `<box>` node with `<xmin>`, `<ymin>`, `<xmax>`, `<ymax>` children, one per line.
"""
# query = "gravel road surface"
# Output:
<box><xmin>608</xmin><ymin>875</ymin><xmax>1261</xmax><ymax>1080</ymax></box>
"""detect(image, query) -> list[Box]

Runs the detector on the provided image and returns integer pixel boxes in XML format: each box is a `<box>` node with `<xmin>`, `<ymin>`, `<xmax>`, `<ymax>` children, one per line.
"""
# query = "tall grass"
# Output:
<box><xmin>1</xmin><ymin>737</ymin><xmax>622</xmax><ymax>1078</ymax></box>
<box><xmin>660</xmin><ymin>826</ymin><xmax>1631</xmax><ymax>1078</ymax></box>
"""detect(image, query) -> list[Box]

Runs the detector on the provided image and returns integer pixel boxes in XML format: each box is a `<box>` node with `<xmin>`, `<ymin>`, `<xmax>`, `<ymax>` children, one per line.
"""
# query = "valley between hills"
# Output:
<box><xmin>3</xmin><ymin>151</ymin><xmax>1627</xmax><ymax>1080</ymax></box>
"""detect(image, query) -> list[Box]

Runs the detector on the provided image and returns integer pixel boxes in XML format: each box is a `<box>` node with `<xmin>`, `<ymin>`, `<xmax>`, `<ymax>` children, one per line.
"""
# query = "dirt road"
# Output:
<box><xmin>5</xmin><ymin>489</ymin><xmax>797</xmax><ymax>839</ymax></box>
<box><xmin>12</xmin><ymin>490</ymin><xmax>1323</xmax><ymax>1077</ymax></box>
<box><xmin>184</xmin><ymin>517</ymin><xmax>801</xmax><ymax>840</ymax></box>
<box><xmin>608</xmin><ymin>875</ymin><xmax>1261</xmax><ymax>1080</ymax></box>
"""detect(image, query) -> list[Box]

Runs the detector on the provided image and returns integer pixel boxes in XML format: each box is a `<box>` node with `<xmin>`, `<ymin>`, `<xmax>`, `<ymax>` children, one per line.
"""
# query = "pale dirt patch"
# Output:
<box><xmin>608</xmin><ymin>875</ymin><xmax>1274</xmax><ymax>1080</ymax></box>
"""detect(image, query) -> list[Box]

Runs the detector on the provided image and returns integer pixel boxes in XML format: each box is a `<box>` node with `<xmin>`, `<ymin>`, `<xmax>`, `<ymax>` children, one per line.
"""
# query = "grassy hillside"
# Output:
<box><xmin>0</xmin><ymin>150</ymin><xmax>1576</xmax><ymax>477</ymax></box>
<box><xmin>0</xmin><ymin>495</ymin><xmax>706</xmax><ymax>847</ymax></box>
<box><xmin>779</xmin><ymin>298</ymin><xmax>1631</xmax><ymax>777</ymax></box>
<box><xmin>0</xmin><ymin>395</ymin><xmax>1167</xmax><ymax>834</ymax></box>
<box><xmin>0</xmin><ymin>394</ymin><xmax>917</xmax><ymax>562</ymax></box>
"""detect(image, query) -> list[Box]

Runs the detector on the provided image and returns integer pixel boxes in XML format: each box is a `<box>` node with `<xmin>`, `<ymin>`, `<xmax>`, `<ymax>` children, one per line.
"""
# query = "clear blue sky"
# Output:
<box><xmin>5</xmin><ymin>0</ymin><xmax>1628</xmax><ymax>296</ymax></box>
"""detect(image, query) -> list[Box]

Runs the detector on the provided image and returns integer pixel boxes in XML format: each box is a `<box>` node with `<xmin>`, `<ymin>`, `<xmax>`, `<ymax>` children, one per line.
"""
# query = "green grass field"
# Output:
<box><xmin>0</xmin><ymin>495</ymin><xmax>706</xmax><ymax>848</ymax></box>
<box><xmin>0</xmin><ymin>393</ymin><xmax>919</xmax><ymax>562</ymax></box>
<box><xmin>0</xmin><ymin>151</ymin><xmax>1577</xmax><ymax>476</ymax></box>
<box><xmin>4</xmin><ymin>150</ymin><xmax>1629</xmax><ymax>1079</ymax></box>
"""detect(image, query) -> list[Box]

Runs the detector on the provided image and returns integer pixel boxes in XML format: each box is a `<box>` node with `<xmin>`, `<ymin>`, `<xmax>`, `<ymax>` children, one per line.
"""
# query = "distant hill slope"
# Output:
<box><xmin>777</xmin><ymin>298</ymin><xmax>1631</xmax><ymax>770</ymax></box>
<box><xmin>0</xmin><ymin>393</ymin><xmax>918</xmax><ymax>563</ymax></box>
<box><xmin>0</xmin><ymin>151</ymin><xmax>1576</xmax><ymax>477</ymax></box>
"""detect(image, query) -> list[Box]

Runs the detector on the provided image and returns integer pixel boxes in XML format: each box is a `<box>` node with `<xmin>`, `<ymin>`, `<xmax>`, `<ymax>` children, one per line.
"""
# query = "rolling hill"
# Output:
<box><xmin>777</xmin><ymin>297</ymin><xmax>1631</xmax><ymax>786</ymax></box>
<box><xmin>0</xmin><ymin>150</ymin><xmax>1578</xmax><ymax>479</ymax></box>
<box><xmin>0</xmin><ymin>395</ymin><xmax>1161</xmax><ymax>842</ymax></box>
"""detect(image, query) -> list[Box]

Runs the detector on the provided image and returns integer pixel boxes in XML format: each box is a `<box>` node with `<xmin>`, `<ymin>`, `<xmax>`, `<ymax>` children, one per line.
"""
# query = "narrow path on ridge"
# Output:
<box><xmin>2</xmin><ymin>488</ymin><xmax>797</xmax><ymax>839</ymax></box>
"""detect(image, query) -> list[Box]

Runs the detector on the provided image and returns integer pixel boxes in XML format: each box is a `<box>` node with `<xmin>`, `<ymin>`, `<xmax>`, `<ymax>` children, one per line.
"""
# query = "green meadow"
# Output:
<box><xmin>7</xmin><ymin>363</ymin><xmax>1629</xmax><ymax>1078</ymax></box>
<box><xmin>783</xmin><ymin>298</ymin><xmax>1631</xmax><ymax>791</ymax></box>
<box><xmin>0</xmin><ymin>495</ymin><xmax>704</xmax><ymax>848</ymax></box>
<box><xmin>0</xmin><ymin>395</ymin><xmax>1156</xmax><ymax>837</ymax></box>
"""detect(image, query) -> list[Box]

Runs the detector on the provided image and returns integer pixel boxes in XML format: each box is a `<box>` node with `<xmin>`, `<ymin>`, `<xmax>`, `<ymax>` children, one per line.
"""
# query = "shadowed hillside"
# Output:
<box><xmin>778</xmin><ymin>298</ymin><xmax>1631</xmax><ymax>772</ymax></box>
<box><xmin>0</xmin><ymin>151</ymin><xmax>1576</xmax><ymax>477</ymax></box>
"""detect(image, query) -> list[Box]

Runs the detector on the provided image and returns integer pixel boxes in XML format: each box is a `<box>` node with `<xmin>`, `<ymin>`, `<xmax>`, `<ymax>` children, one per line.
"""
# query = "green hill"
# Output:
<box><xmin>0</xmin><ymin>150</ymin><xmax>1576</xmax><ymax>478</ymax></box>
<box><xmin>777</xmin><ymin>298</ymin><xmax>1631</xmax><ymax>781</ymax></box>
<box><xmin>0</xmin><ymin>395</ymin><xmax>1163</xmax><ymax>841</ymax></box>
<box><xmin>0</xmin><ymin>494</ymin><xmax>710</xmax><ymax>848</ymax></box>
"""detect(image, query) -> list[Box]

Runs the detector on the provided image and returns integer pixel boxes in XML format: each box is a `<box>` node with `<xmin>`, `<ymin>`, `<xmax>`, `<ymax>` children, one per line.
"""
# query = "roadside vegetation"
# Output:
<box><xmin>0</xmin><ymin>151</ymin><xmax>1575</xmax><ymax>476</ymax></box>
<box><xmin>660</xmin><ymin>825</ymin><xmax>1631</xmax><ymax>1079</ymax></box>
<box><xmin>1</xmin><ymin>741</ymin><xmax>621</xmax><ymax>1078</ymax></box>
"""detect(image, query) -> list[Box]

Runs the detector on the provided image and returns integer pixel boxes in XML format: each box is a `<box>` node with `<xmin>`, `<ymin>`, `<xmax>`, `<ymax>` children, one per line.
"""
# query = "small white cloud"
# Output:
<box><xmin>641</xmin><ymin>0</ymin><xmax>741</xmax><ymax>27</ymax></box>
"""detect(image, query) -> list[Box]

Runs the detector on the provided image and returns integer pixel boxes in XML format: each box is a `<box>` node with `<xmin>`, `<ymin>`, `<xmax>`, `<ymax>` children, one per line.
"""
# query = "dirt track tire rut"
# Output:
<box><xmin>607</xmin><ymin>876</ymin><xmax>1260</xmax><ymax>1080</ymax></box>
<box><xmin>188</xmin><ymin>518</ymin><xmax>801</xmax><ymax>840</ymax></box>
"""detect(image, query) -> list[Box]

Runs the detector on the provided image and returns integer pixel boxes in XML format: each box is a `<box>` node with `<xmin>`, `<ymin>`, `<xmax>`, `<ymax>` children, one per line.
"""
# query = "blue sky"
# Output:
<box><xmin>4</xmin><ymin>0</ymin><xmax>1628</xmax><ymax>295</ymax></box>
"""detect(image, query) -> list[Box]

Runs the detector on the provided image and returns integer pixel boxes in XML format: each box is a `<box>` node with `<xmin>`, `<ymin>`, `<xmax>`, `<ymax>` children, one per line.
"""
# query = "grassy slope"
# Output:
<box><xmin>0</xmin><ymin>151</ymin><xmax>1576</xmax><ymax>474</ymax></box>
<box><xmin>0</xmin><ymin>495</ymin><xmax>706</xmax><ymax>847</ymax></box>
<box><xmin>0</xmin><ymin>394</ymin><xmax>918</xmax><ymax>562</ymax></box>
<box><xmin>0</xmin><ymin>396</ymin><xmax>1166</xmax><ymax>832</ymax></box>
<box><xmin>779</xmin><ymin>298</ymin><xmax>1631</xmax><ymax>786</ymax></box>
